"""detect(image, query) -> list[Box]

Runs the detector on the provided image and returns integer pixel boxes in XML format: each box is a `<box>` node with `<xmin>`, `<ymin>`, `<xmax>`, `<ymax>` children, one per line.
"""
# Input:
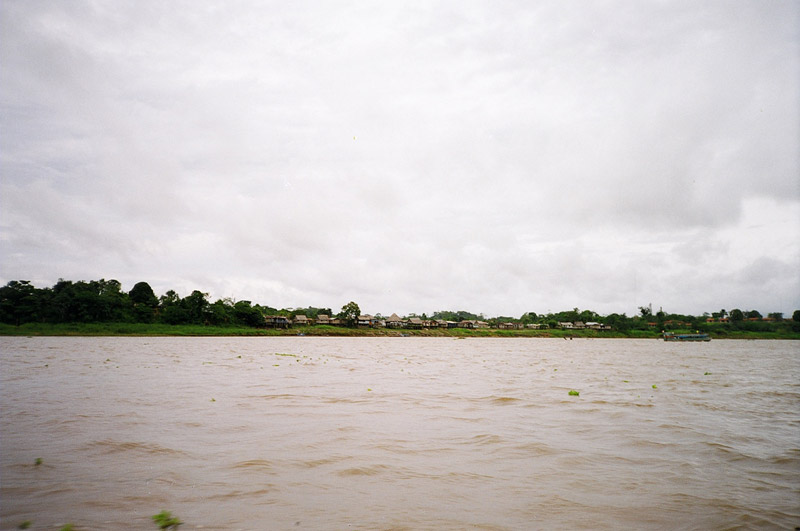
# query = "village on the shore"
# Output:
<box><xmin>1</xmin><ymin>279</ymin><xmax>797</xmax><ymax>337</ymax></box>
<box><xmin>265</xmin><ymin>313</ymin><xmax>613</xmax><ymax>331</ymax></box>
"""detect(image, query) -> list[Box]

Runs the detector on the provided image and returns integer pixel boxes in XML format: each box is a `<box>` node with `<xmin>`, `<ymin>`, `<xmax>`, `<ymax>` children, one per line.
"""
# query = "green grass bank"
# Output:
<box><xmin>1</xmin><ymin>322</ymin><xmax>798</xmax><ymax>339</ymax></box>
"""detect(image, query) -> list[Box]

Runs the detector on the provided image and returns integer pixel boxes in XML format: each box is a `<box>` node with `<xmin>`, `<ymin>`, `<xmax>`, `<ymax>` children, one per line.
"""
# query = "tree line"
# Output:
<box><xmin>1</xmin><ymin>279</ymin><xmax>798</xmax><ymax>333</ymax></box>
<box><xmin>0</xmin><ymin>279</ymin><xmax>279</xmax><ymax>327</ymax></box>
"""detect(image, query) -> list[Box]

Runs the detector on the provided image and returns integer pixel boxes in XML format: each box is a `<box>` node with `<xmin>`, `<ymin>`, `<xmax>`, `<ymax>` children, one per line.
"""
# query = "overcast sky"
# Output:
<box><xmin>2</xmin><ymin>1</ymin><xmax>798</xmax><ymax>318</ymax></box>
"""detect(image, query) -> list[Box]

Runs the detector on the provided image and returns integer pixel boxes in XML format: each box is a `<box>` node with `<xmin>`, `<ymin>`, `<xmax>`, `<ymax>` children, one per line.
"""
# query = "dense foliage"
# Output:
<box><xmin>0</xmin><ymin>279</ymin><xmax>270</xmax><ymax>327</ymax></box>
<box><xmin>1</xmin><ymin>279</ymin><xmax>798</xmax><ymax>334</ymax></box>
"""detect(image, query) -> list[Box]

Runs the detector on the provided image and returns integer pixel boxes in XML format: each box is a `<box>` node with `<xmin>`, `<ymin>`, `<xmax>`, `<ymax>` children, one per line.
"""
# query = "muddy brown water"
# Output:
<box><xmin>1</xmin><ymin>337</ymin><xmax>798</xmax><ymax>530</ymax></box>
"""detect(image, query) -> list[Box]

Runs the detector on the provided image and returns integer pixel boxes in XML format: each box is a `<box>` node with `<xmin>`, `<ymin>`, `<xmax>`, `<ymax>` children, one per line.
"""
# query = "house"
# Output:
<box><xmin>265</xmin><ymin>315</ymin><xmax>290</xmax><ymax>328</ymax></box>
<box><xmin>385</xmin><ymin>313</ymin><xmax>405</xmax><ymax>328</ymax></box>
<box><xmin>460</xmin><ymin>320</ymin><xmax>489</xmax><ymax>329</ymax></box>
<box><xmin>316</xmin><ymin>314</ymin><xmax>331</xmax><ymax>325</ymax></box>
<box><xmin>357</xmin><ymin>315</ymin><xmax>377</xmax><ymax>327</ymax></box>
<box><xmin>558</xmin><ymin>322</ymin><xmax>574</xmax><ymax>329</ymax></box>
<box><xmin>526</xmin><ymin>323</ymin><xmax>544</xmax><ymax>329</ymax></box>
<box><xmin>406</xmin><ymin>317</ymin><xmax>424</xmax><ymax>329</ymax></box>
<box><xmin>498</xmin><ymin>322</ymin><xmax>522</xmax><ymax>330</ymax></box>
<box><xmin>293</xmin><ymin>314</ymin><xmax>310</xmax><ymax>326</ymax></box>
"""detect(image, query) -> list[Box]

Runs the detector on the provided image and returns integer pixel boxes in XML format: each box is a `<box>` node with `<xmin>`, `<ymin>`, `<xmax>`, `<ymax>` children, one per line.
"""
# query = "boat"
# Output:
<box><xmin>662</xmin><ymin>331</ymin><xmax>711</xmax><ymax>342</ymax></box>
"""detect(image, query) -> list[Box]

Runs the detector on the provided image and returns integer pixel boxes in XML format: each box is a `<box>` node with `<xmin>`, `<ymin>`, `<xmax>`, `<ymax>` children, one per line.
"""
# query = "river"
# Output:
<box><xmin>1</xmin><ymin>337</ymin><xmax>798</xmax><ymax>530</ymax></box>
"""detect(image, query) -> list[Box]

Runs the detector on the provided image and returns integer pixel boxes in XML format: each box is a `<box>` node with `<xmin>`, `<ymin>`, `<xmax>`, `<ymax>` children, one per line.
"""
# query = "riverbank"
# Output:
<box><xmin>1</xmin><ymin>323</ymin><xmax>798</xmax><ymax>339</ymax></box>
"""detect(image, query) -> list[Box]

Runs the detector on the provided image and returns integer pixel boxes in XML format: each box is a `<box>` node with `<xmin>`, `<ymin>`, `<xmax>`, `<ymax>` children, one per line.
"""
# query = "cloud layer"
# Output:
<box><xmin>2</xmin><ymin>1</ymin><xmax>798</xmax><ymax>316</ymax></box>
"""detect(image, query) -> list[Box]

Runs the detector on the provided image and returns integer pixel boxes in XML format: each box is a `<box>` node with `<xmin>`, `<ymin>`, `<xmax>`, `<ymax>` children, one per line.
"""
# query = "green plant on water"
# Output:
<box><xmin>652</xmin><ymin>384</ymin><xmax>658</xmax><ymax>389</ymax></box>
<box><xmin>210</xmin><ymin>398</ymin><xmax>216</xmax><ymax>402</ymax></box>
<box><xmin>152</xmin><ymin>510</ymin><xmax>182</xmax><ymax>530</ymax></box>
<box><xmin>568</xmin><ymin>390</ymin><xmax>580</xmax><ymax>396</ymax></box>
<box><xmin>60</xmin><ymin>525</ymin><xmax>75</xmax><ymax>531</ymax></box>
<box><xmin>704</xmin><ymin>372</ymin><xmax>712</xmax><ymax>375</ymax></box>
<box><xmin>18</xmin><ymin>521</ymin><xmax>32</xmax><ymax>529</ymax></box>
<box><xmin>34</xmin><ymin>457</ymin><xmax>42</xmax><ymax>466</ymax></box>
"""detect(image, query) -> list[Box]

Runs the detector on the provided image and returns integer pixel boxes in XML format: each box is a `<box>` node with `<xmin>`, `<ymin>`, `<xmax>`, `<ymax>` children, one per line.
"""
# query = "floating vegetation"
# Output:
<box><xmin>367</xmin><ymin>388</ymin><xmax>372</xmax><ymax>392</ymax></box>
<box><xmin>704</xmin><ymin>371</ymin><xmax>712</xmax><ymax>375</ymax></box>
<box><xmin>568</xmin><ymin>390</ymin><xmax>580</xmax><ymax>396</ymax></box>
<box><xmin>60</xmin><ymin>525</ymin><xmax>75</xmax><ymax>531</ymax></box>
<box><xmin>18</xmin><ymin>521</ymin><xmax>32</xmax><ymax>529</ymax></box>
<box><xmin>152</xmin><ymin>510</ymin><xmax>182</xmax><ymax>530</ymax></box>
<box><xmin>210</xmin><ymin>398</ymin><xmax>216</xmax><ymax>402</ymax></box>
<box><xmin>652</xmin><ymin>384</ymin><xmax>658</xmax><ymax>389</ymax></box>
<box><xmin>34</xmin><ymin>458</ymin><xmax>42</xmax><ymax>466</ymax></box>
<box><xmin>275</xmin><ymin>353</ymin><xmax>298</xmax><ymax>357</ymax></box>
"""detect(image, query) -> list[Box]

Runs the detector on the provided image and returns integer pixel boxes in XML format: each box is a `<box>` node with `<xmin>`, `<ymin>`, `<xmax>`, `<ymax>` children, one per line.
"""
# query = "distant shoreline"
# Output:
<box><xmin>1</xmin><ymin>323</ymin><xmax>798</xmax><ymax>340</ymax></box>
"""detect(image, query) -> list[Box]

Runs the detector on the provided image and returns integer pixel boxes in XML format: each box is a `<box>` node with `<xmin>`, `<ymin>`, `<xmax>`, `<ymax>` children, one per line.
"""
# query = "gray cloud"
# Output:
<box><xmin>1</xmin><ymin>0</ymin><xmax>798</xmax><ymax>316</ymax></box>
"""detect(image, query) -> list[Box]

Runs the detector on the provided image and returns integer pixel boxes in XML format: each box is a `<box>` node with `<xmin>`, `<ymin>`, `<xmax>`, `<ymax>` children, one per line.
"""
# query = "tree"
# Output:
<box><xmin>579</xmin><ymin>309</ymin><xmax>600</xmax><ymax>322</ymax></box>
<box><xmin>160</xmin><ymin>290</ymin><xmax>180</xmax><ymax>307</ymax></box>
<box><xmin>207</xmin><ymin>299</ymin><xmax>233</xmax><ymax>326</ymax></box>
<box><xmin>129</xmin><ymin>282</ymin><xmax>158</xmax><ymax>307</ymax></box>
<box><xmin>432</xmin><ymin>310</ymin><xmax>479</xmax><ymax>322</ymax></box>
<box><xmin>730</xmin><ymin>309</ymin><xmax>744</xmax><ymax>322</ymax></box>
<box><xmin>130</xmin><ymin>281</ymin><xmax>158</xmax><ymax>323</ymax></box>
<box><xmin>232</xmin><ymin>300</ymin><xmax>264</xmax><ymax>327</ymax></box>
<box><xmin>793</xmin><ymin>310</ymin><xmax>800</xmax><ymax>322</ymax></box>
<box><xmin>182</xmin><ymin>290</ymin><xmax>210</xmax><ymax>323</ymax></box>
<box><xmin>0</xmin><ymin>280</ymin><xmax>39</xmax><ymax>325</ymax></box>
<box><xmin>96</xmin><ymin>279</ymin><xmax>129</xmax><ymax>321</ymax></box>
<box><xmin>605</xmin><ymin>313</ymin><xmax>631</xmax><ymax>331</ymax></box>
<box><xmin>159</xmin><ymin>290</ymin><xmax>188</xmax><ymax>324</ymax></box>
<box><xmin>338</xmin><ymin>301</ymin><xmax>361</xmax><ymax>327</ymax></box>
